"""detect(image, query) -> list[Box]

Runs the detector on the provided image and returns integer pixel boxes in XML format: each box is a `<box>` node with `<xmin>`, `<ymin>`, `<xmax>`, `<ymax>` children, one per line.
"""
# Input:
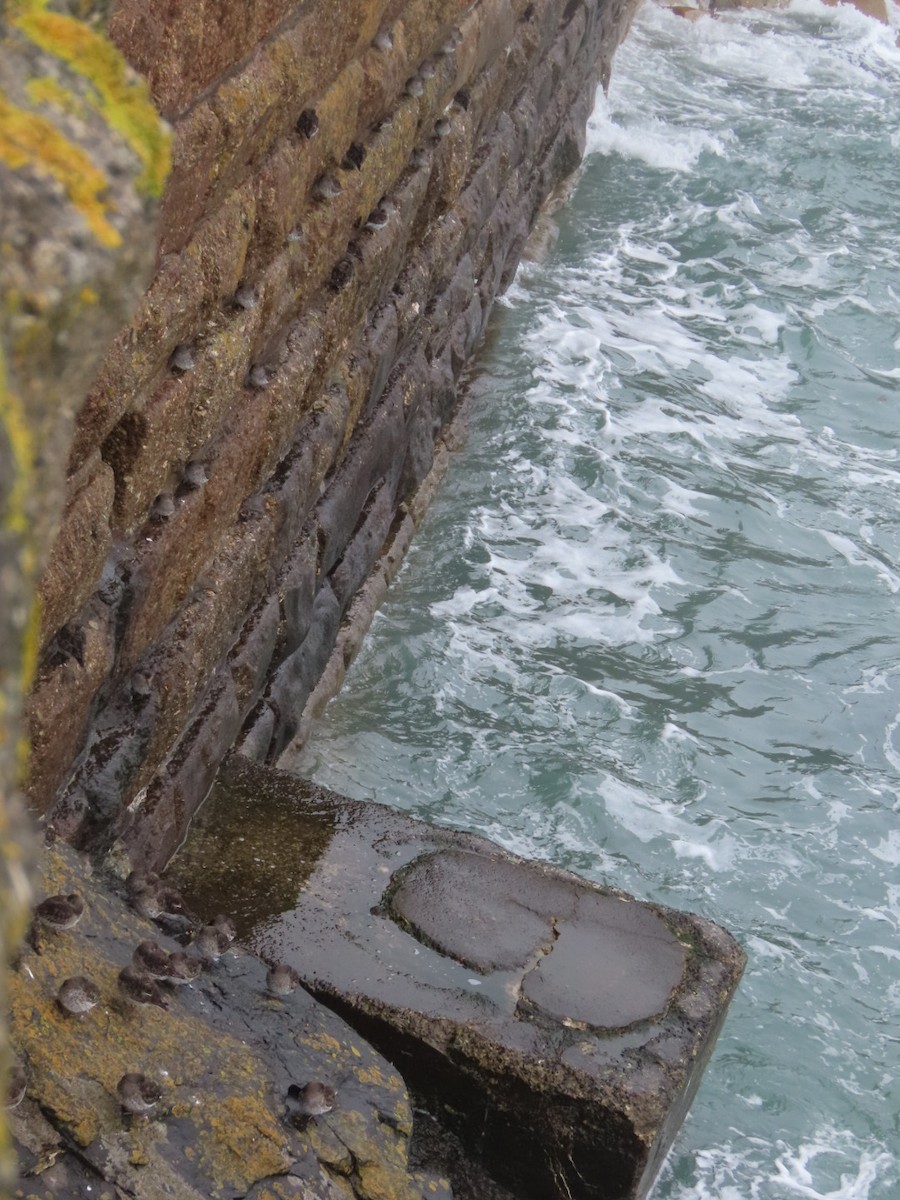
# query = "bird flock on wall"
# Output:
<box><xmin>5</xmin><ymin>871</ymin><xmax>335</xmax><ymax>1126</ymax></box>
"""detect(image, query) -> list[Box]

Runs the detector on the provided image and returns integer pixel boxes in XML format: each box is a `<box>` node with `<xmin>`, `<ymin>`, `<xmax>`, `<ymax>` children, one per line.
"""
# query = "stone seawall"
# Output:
<box><xmin>22</xmin><ymin>0</ymin><xmax>640</xmax><ymax>867</ymax></box>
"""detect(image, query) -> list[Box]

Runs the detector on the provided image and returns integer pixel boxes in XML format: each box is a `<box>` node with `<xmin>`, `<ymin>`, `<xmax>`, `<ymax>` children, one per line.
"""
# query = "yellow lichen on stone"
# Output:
<box><xmin>9</xmin><ymin>1</ymin><xmax>170</xmax><ymax>198</ymax></box>
<box><xmin>0</xmin><ymin>93</ymin><xmax>121</xmax><ymax>248</ymax></box>
<box><xmin>24</xmin><ymin>74</ymin><xmax>88</xmax><ymax>119</ymax></box>
<box><xmin>0</xmin><ymin>350</ymin><xmax>40</xmax><ymax>777</ymax></box>
<box><xmin>0</xmin><ymin>352</ymin><xmax>35</xmax><ymax>540</ymax></box>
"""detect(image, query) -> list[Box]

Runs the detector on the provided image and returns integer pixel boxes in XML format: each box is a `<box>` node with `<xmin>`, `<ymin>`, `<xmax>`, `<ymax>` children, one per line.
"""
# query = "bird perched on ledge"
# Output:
<box><xmin>118</xmin><ymin>966</ymin><xmax>169</xmax><ymax>1011</ymax></box>
<box><xmin>162</xmin><ymin>951</ymin><xmax>203</xmax><ymax>986</ymax></box>
<box><xmin>194</xmin><ymin>924</ymin><xmax>232</xmax><ymax>965</ymax></box>
<box><xmin>117</xmin><ymin>1072</ymin><xmax>163</xmax><ymax>1117</ymax></box>
<box><xmin>287</xmin><ymin>1081</ymin><xmax>335</xmax><ymax>1124</ymax></box>
<box><xmin>5</xmin><ymin>1060</ymin><xmax>27</xmax><ymax>1110</ymax></box>
<box><xmin>267</xmin><ymin>962</ymin><xmax>302</xmax><ymax>997</ymax></box>
<box><xmin>57</xmin><ymin>976</ymin><xmax>101</xmax><ymax>1018</ymax></box>
<box><xmin>29</xmin><ymin>893</ymin><xmax>85</xmax><ymax>953</ymax></box>
<box><xmin>132</xmin><ymin>940</ymin><xmax>173</xmax><ymax>980</ymax></box>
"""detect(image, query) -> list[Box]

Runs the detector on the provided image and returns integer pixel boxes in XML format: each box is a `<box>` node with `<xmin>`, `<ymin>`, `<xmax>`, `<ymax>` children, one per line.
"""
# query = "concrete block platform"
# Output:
<box><xmin>167</xmin><ymin>756</ymin><xmax>746</xmax><ymax>1200</ymax></box>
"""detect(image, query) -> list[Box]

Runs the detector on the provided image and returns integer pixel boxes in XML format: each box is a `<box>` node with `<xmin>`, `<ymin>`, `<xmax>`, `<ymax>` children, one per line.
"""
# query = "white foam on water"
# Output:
<box><xmin>293</xmin><ymin>5</ymin><xmax>900</xmax><ymax>1198</ymax></box>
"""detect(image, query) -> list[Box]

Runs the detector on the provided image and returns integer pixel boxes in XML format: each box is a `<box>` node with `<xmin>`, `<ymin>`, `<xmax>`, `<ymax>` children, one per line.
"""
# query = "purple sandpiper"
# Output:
<box><xmin>34</xmin><ymin>893</ymin><xmax>85</xmax><ymax>931</ymax></box>
<box><xmin>210</xmin><ymin>914</ymin><xmax>237</xmax><ymax>944</ymax></box>
<box><xmin>118</xmin><ymin>966</ymin><xmax>169</xmax><ymax>1010</ymax></box>
<box><xmin>313</xmin><ymin>174</ymin><xmax>342</xmax><ymax>201</ymax></box>
<box><xmin>232</xmin><ymin>283</ymin><xmax>258</xmax><ymax>310</ymax></box>
<box><xmin>267</xmin><ymin>963</ymin><xmax>302</xmax><ymax>997</ymax></box>
<box><xmin>288</xmin><ymin>1081</ymin><xmax>335</xmax><ymax>1118</ymax></box>
<box><xmin>5</xmin><ymin>1059</ymin><xmax>27</xmax><ymax>1110</ymax></box>
<box><xmin>162</xmin><ymin>952</ymin><xmax>203</xmax><ymax>985</ymax></box>
<box><xmin>372</xmin><ymin>28</ymin><xmax>393</xmax><ymax>51</ymax></box>
<box><xmin>30</xmin><ymin>893</ymin><xmax>85</xmax><ymax>953</ymax></box>
<box><xmin>133</xmin><ymin>940</ymin><xmax>172</xmax><ymax>979</ymax></box>
<box><xmin>117</xmin><ymin>1073</ymin><xmax>163</xmax><ymax>1116</ymax></box>
<box><xmin>195</xmin><ymin>925</ymin><xmax>231</xmax><ymax>964</ymax></box>
<box><xmin>57</xmin><ymin>976</ymin><xmax>101</xmax><ymax>1017</ymax></box>
<box><xmin>130</xmin><ymin>884</ymin><xmax>163</xmax><ymax>920</ymax></box>
<box><xmin>169</xmin><ymin>343</ymin><xmax>195</xmax><ymax>374</ymax></box>
<box><xmin>126</xmin><ymin>868</ymin><xmax>160</xmax><ymax>896</ymax></box>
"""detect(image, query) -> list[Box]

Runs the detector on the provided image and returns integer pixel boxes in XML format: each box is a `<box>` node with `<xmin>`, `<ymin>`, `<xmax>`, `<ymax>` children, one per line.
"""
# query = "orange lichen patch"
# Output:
<box><xmin>197</xmin><ymin>1093</ymin><xmax>291</xmax><ymax>1189</ymax></box>
<box><xmin>356</xmin><ymin>1159</ymin><xmax>424</xmax><ymax>1200</ymax></box>
<box><xmin>0</xmin><ymin>94</ymin><xmax>120</xmax><ymax>247</ymax></box>
<box><xmin>302</xmin><ymin>1031</ymin><xmax>345</xmax><ymax>1060</ymax></box>
<box><xmin>9</xmin><ymin>2</ymin><xmax>170</xmax><ymax>197</ymax></box>
<box><xmin>355</xmin><ymin>1064</ymin><xmax>389</xmax><ymax>1087</ymax></box>
<box><xmin>7</xmin><ymin>850</ymin><xmax>295</xmax><ymax>1195</ymax></box>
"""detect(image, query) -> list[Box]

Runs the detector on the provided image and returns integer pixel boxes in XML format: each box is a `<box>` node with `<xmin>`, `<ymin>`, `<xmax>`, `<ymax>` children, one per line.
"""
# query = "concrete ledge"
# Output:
<box><xmin>167</xmin><ymin>757</ymin><xmax>747</xmax><ymax>1200</ymax></box>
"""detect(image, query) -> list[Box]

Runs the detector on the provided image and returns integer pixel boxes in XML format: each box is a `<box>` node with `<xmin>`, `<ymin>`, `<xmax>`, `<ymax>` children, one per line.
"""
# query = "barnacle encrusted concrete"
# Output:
<box><xmin>168</xmin><ymin>758</ymin><xmax>747</xmax><ymax>1200</ymax></box>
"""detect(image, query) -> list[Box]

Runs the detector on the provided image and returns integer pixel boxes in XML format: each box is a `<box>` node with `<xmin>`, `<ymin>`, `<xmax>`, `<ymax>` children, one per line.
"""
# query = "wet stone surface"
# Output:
<box><xmin>390</xmin><ymin>850</ymin><xmax>687</xmax><ymax>1029</ymax></box>
<box><xmin>7</xmin><ymin>844</ymin><xmax>450</xmax><ymax>1200</ymax></box>
<box><xmin>168</xmin><ymin>757</ymin><xmax>747</xmax><ymax>1200</ymax></box>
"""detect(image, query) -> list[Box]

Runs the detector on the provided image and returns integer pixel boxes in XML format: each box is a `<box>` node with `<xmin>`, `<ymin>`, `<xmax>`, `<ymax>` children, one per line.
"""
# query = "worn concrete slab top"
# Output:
<box><xmin>167</xmin><ymin>757</ymin><xmax>746</xmax><ymax>1200</ymax></box>
<box><xmin>390</xmin><ymin>850</ymin><xmax>688</xmax><ymax>1030</ymax></box>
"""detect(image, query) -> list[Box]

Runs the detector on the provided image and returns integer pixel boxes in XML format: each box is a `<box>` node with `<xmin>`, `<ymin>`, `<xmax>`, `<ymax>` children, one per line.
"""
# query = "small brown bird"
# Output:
<box><xmin>210</xmin><ymin>914</ymin><xmax>237</xmax><ymax>944</ymax></box>
<box><xmin>30</xmin><ymin>893</ymin><xmax>85</xmax><ymax>953</ymax></box>
<box><xmin>126</xmin><ymin>866</ymin><xmax>160</xmax><ymax>895</ymax></box>
<box><xmin>117</xmin><ymin>1072</ymin><xmax>163</xmax><ymax>1116</ymax></box>
<box><xmin>130</xmin><ymin>885</ymin><xmax>163</xmax><ymax>920</ymax></box>
<box><xmin>313</xmin><ymin>174</ymin><xmax>342</xmax><ymax>201</ymax></box>
<box><xmin>288</xmin><ymin>1081</ymin><xmax>335</xmax><ymax>1119</ymax></box>
<box><xmin>34</xmin><ymin>893</ymin><xmax>85</xmax><ymax>931</ymax></box>
<box><xmin>118</xmin><ymin>966</ymin><xmax>168</xmax><ymax>1010</ymax></box>
<box><xmin>195</xmin><ymin>925</ymin><xmax>231</xmax><ymax>964</ymax></box>
<box><xmin>57</xmin><ymin>976</ymin><xmax>101</xmax><ymax>1017</ymax></box>
<box><xmin>168</xmin><ymin>343</ymin><xmax>195</xmax><ymax>374</ymax></box>
<box><xmin>5</xmin><ymin>1059</ymin><xmax>27</xmax><ymax>1110</ymax></box>
<box><xmin>162</xmin><ymin>952</ymin><xmax>202</xmax><ymax>985</ymax></box>
<box><xmin>247</xmin><ymin>364</ymin><xmax>270</xmax><ymax>391</ymax></box>
<box><xmin>267</xmin><ymin>963</ymin><xmax>302</xmax><ymax>997</ymax></box>
<box><xmin>132</xmin><ymin>940</ymin><xmax>172</xmax><ymax>979</ymax></box>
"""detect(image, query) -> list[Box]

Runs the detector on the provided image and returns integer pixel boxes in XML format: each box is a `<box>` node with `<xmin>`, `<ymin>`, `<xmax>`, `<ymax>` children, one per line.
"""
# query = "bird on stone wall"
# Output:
<box><xmin>5</xmin><ymin>1059</ymin><xmax>27</xmax><ymax>1110</ymax></box>
<box><xmin>57</xmin><ymin>976</ymin><xmax>101</xmax><ymax>1018</ymax></box>
<box><xmin>117</xmin><ymin>966</ymin><xmax>169</xmax><ymax>1011</ymax></box>
<box><xmin>266</xmin><ymin>962</ymin><xmax>302</xmax><ymax>997</ymax></box>
<box><xmin>29</xmin><ymin>892</ymin><xmax>85</xmax><ymax>953</ymax></box>
<box><xmin>169</xmin><ymin>343</ymin><xmax>196</xmax><ymax>374</ymax></box>
<box><xmin>194</xmin><ymin>924</ymin><xmax>232</xmax><ymax>965</ymax></box>
<box><xmin>162</xmin><ymin>951</ymin><xmax>203</xmax><ymax>985</ymax></box>
<box><xmin>117</xmin><ymin>1072</ymin><xmax>163</xmax><ymax>1117</ymax></box>
<box><xmin>287</xmin><ymin>1081</ymin><xmax>336</xmax><ymax>1124</ymax></box>
<box><xmin>133</xmin><ymin>940</ymin><xmax>174</xmax><ymax>979</ymax></box>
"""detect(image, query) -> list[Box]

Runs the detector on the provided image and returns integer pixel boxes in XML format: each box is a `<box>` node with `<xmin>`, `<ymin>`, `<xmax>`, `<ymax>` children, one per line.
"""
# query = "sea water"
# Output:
<box><xmin>291</xmin><ymin>3</ymin><xmax>900</xmax><ymax>1196</ymax></box>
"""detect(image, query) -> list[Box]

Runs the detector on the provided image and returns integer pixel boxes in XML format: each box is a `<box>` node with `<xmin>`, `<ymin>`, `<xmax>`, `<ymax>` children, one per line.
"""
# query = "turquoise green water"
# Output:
<box><xmin>291</xmin><ymin>3</ymin><xmax>900</xmax><ymax>1196</ymax></box>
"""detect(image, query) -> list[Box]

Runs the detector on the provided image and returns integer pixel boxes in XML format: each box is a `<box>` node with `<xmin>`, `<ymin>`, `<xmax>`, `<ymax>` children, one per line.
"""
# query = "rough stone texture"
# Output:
<box><xmin>27</xmin><ymin>0</ymin><xmax>641</xmax><ymax>862</ymax></box>
<box><xmin>8</xmin><ymin>843</ymin><xmax>451</xmax><ymax>1200</ymax></box>
<box><xmin>1</xmin><ymin>1</ymin><xmax>168</xmax><ymax>1180</ymax></box>
<box><xmin>167</xmin><ymin>759</ymin><xmax>747</xmax><ymax>1200</ymax></box>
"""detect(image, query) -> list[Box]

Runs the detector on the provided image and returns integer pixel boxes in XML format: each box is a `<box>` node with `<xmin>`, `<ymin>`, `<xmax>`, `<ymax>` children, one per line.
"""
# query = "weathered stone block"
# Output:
<box><xmin>266</xmin><ymin>582</ymin><xmax>342</xmax><ymax>755</ymax></box>
<box><xmin>26</xmin><ymin>605</ymin><xmax>115</xmax><ymax>814</ymax></box>
<box><xmin>169</xmin><ymin>761</ymin><xmax>746</xmax><ymax>1200</ymax></box>
<box><xmin>38</xmin><ymin>455</ymin><xmax>114</xmax><ymax>648</ymax></box>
